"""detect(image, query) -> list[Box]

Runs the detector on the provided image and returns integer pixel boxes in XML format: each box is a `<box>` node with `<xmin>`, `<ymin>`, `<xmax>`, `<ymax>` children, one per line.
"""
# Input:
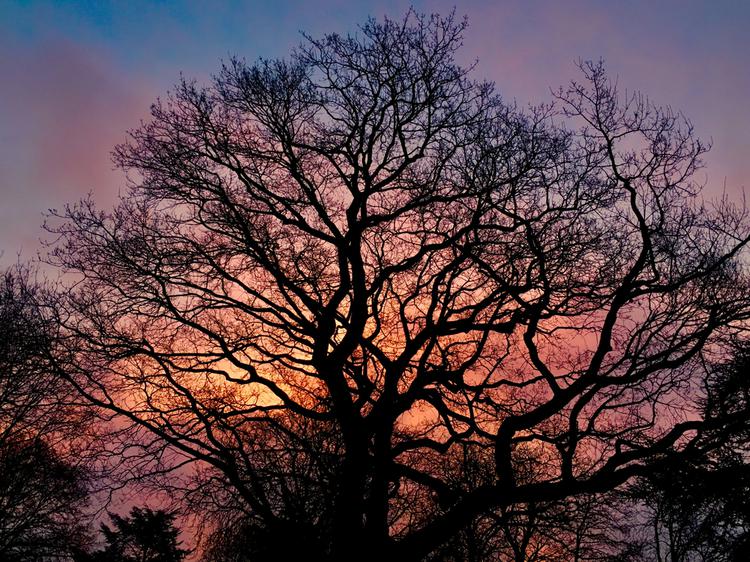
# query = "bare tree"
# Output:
<box><xmin>45</xmin><ymin>11</ymin><xmax>750</xmax><ymax>561</ymax></box>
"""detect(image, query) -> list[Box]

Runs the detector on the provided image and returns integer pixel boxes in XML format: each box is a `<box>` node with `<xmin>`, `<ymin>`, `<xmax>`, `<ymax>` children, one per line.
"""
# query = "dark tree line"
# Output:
<box><xmin>2</xmin><ymin>10</ymin><xmax>747</xmax><ymax>562</ymax></box>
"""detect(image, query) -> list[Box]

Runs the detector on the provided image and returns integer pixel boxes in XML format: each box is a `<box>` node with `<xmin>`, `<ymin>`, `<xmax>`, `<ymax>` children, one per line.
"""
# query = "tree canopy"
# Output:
<box><xmin>45</xmin><ymin>12</ymin><xmax>750</xmax><ymax>561</ymax></box>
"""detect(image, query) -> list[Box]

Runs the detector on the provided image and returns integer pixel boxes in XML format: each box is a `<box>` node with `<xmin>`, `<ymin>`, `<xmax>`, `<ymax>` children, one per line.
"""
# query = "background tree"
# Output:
<box><xmin>46</xmin><ymin>11</ymin><xmax>750</xmax><ymax>561</ymax></box>
<box><xmin>625</xmin><ymin>344</ymin><xmax>750</xmax><ymax>562</ymax></box>
<box><xmin>0</xmin><ymin>268</ymin><xmax>91</xmax><ymax>560</ymax></box>
<box><xmin>78</xmin><ymin>507</ymin><xmax>190</xmax><ymax>562</ymax></box>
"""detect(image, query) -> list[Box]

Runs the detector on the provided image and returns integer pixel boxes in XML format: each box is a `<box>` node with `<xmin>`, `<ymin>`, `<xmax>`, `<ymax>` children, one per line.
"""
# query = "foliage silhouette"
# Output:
<box><xmin>79</xmin><ymin>507</ymin><xmax>190</xmax><ymax>562</ymax></box>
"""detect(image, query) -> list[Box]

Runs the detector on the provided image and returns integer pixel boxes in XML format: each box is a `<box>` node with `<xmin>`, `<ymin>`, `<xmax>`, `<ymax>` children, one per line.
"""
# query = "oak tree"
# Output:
<box><xmin>46</xmin><ymin>12</ymin><xmax>750</xmax><ymax>561</ymax></box>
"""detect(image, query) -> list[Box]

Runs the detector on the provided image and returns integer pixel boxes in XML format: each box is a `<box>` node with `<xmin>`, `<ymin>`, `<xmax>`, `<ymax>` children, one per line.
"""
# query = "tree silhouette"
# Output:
<box><xmin>46</xmin><ymin>11</ymin><xmax>750</xmax><ymax>561</ymax></box>
<box><xmin>627</xmin><ymin>344</ymin><xmax>750</xmax><ymax>562</ymax></box>
<box><xmin>80</xmin><ymin>507</ymin><xmax>190</xmax><ymax>562</ymax></box>
<box><xmin>0</xmin><ymin>269</ymin><xmax>91</xmax><ymax>560</ymax></box>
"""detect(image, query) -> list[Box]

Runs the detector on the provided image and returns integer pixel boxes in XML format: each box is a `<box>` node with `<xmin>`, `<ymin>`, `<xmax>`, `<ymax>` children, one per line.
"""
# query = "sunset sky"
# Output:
<box><xmin>1</xmin><ymin>0</ymin><xmax>748</xmax><ymax>265</ymax></box>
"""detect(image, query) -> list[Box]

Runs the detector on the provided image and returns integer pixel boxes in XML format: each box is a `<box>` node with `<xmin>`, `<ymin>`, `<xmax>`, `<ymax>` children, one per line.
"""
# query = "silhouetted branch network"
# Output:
<box><xmin>43</xmin><ymin>11</ymin><xmax>750</xmax><ymax>561</ymax></box>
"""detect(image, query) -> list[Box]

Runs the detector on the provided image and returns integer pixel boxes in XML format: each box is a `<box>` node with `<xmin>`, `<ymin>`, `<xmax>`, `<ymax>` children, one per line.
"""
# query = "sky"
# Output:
<box><xmin>1</xmin><ymin>0</ymin><xmax>748</xmax><ymax>266</ymax></box>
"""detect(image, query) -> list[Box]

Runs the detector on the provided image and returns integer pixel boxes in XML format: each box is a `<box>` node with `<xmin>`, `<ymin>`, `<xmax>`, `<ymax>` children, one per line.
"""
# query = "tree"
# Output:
<box><xmin>0</xmin><ymin>269</ymin><xmax>91</xmax><ymax>560</ymax></box>
<box><xmin>418</xmin><ymin>445</ymin><xmax>640</xmax><ymax>561</ymax></box>
<box><xmin>79</xmin><ymin>507</ymin><xmax>190</xmax><ymax>562</ymax></box>
<box><xmin>45</xmin><ymin>11</ymin><xmax>750</xmax><ymax>561</ymax></box>
<box><xmin>627</xmin><ymin>344</ymin><xmax>750</xmax><ymax>562</ymax></box>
